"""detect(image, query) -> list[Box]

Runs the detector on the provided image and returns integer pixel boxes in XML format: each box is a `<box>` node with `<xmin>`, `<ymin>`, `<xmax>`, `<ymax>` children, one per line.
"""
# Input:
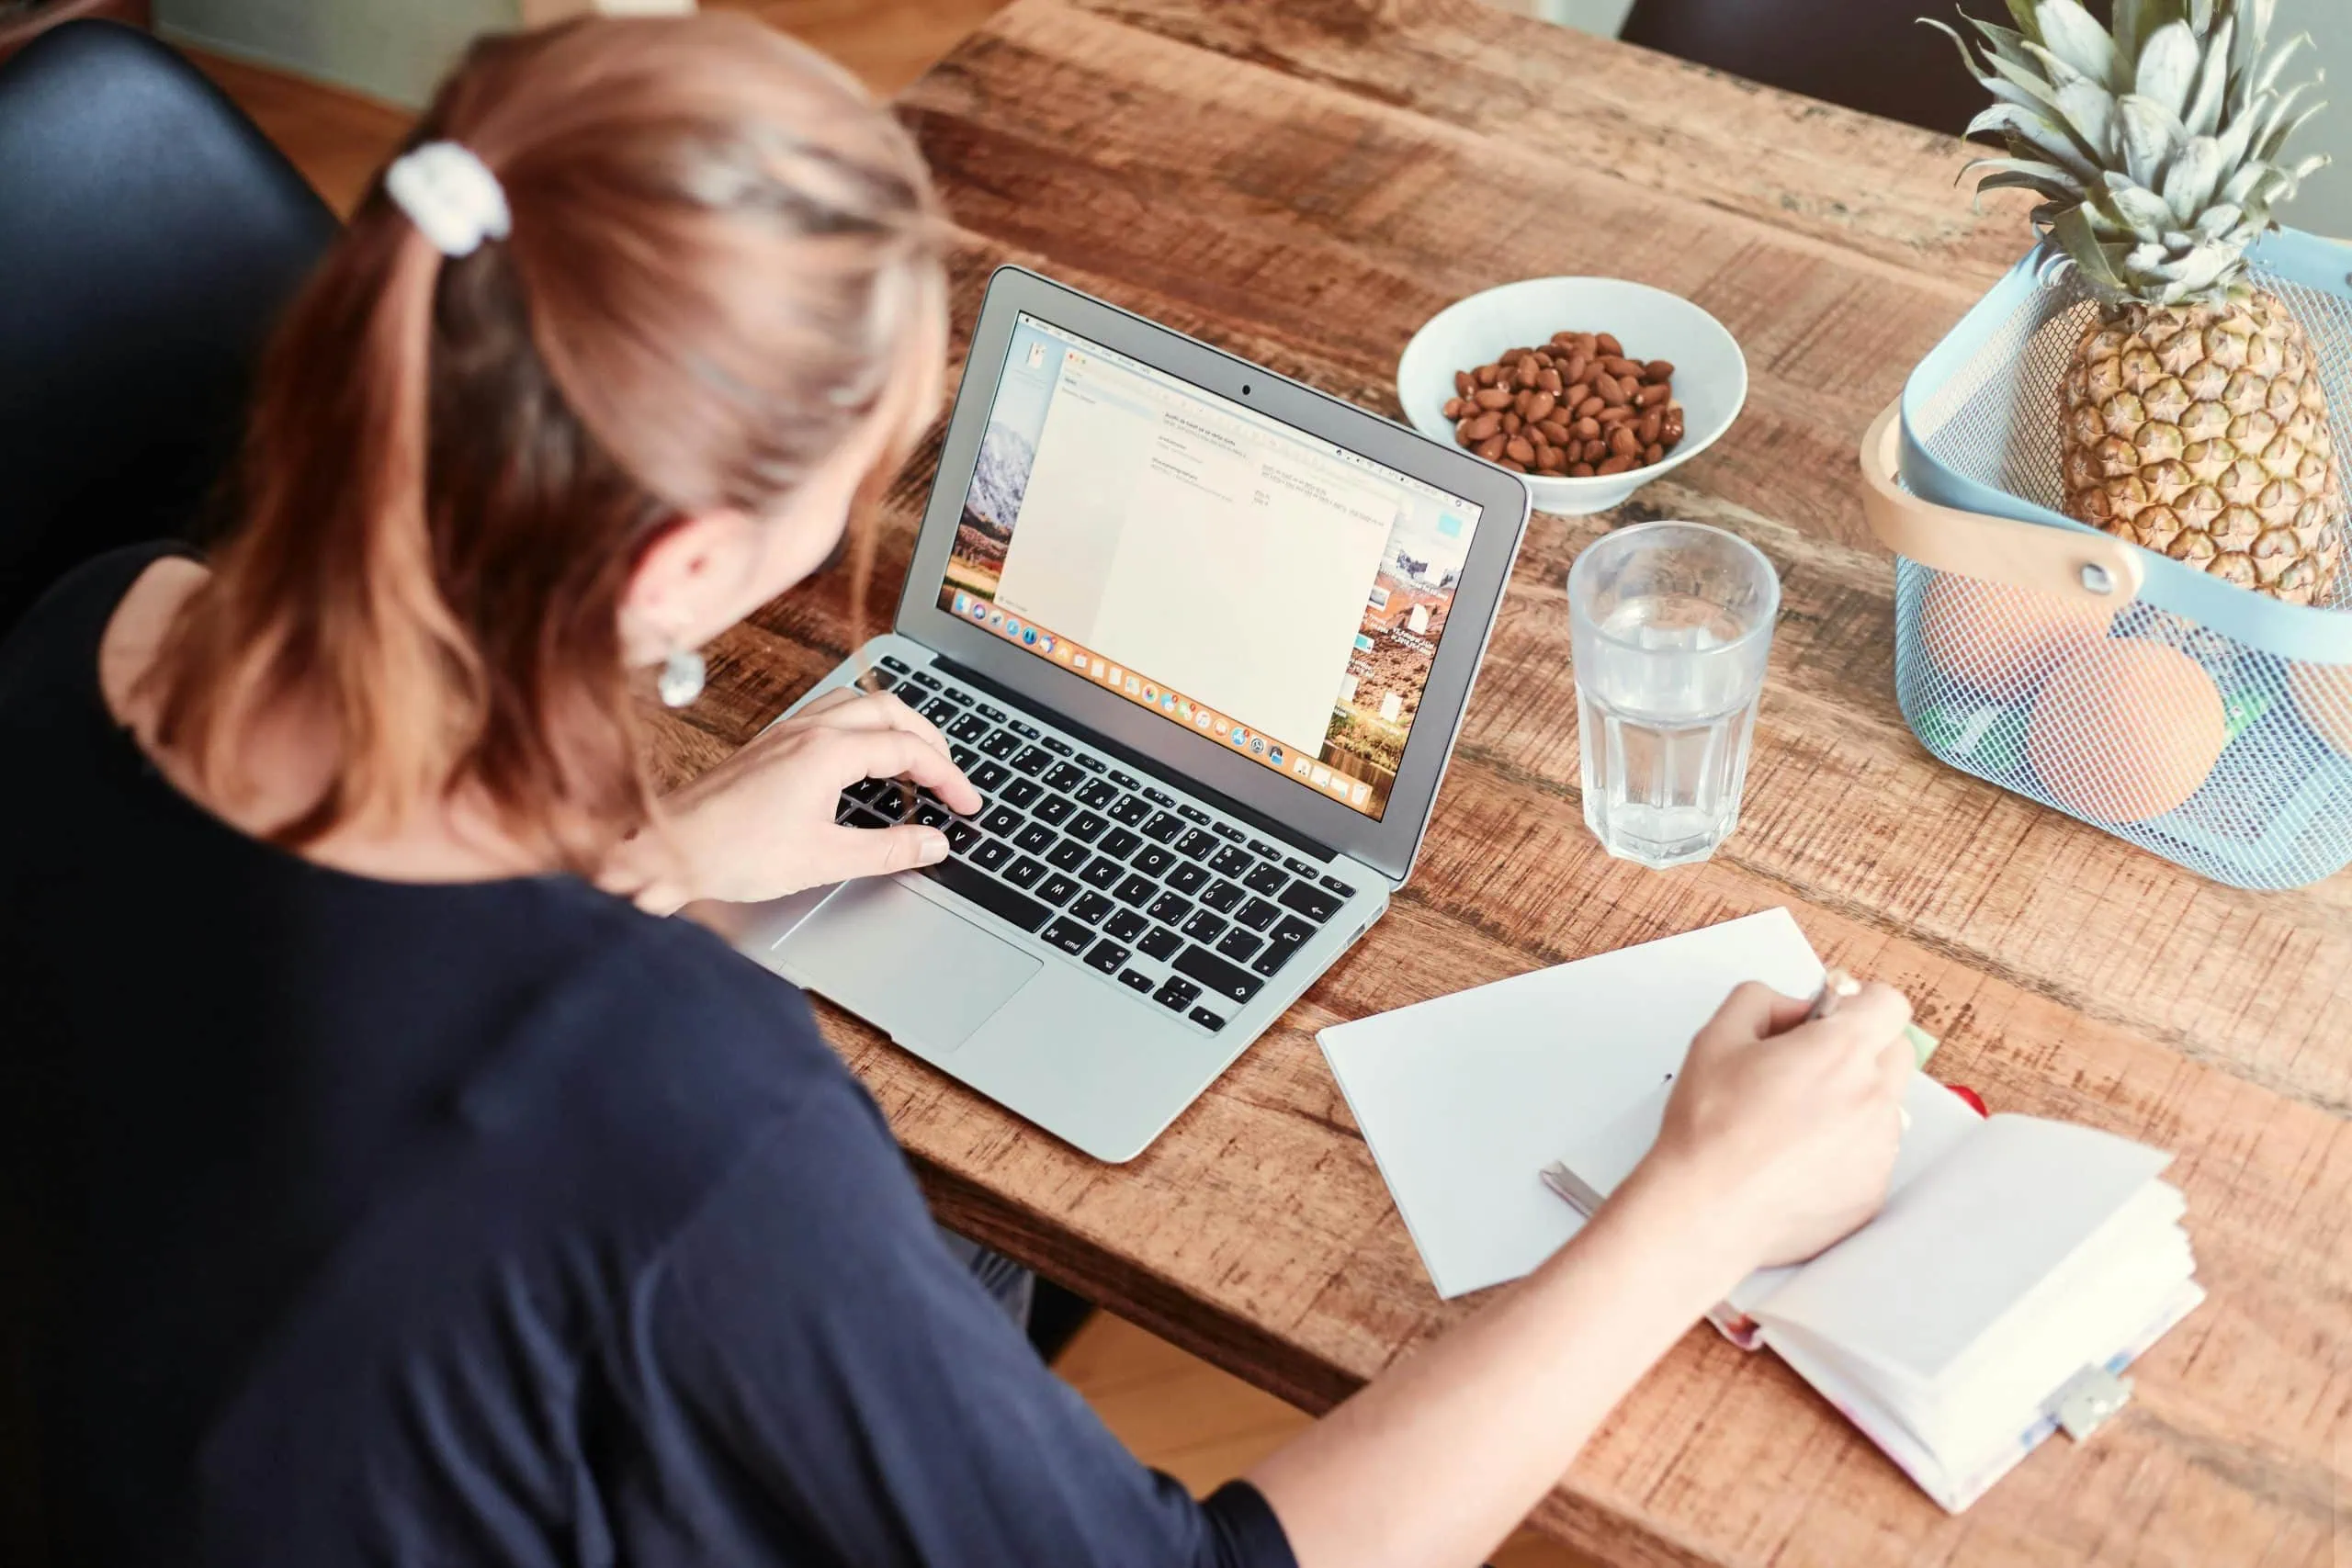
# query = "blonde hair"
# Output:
<box><xmin>146</xmin><ymin>14</ymin><xmax>947</xmax><ymax>870</ymax></box>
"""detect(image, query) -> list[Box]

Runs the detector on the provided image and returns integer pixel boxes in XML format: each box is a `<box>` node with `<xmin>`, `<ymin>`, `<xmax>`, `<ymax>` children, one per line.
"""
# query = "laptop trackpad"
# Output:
<box><xmin>772</xmin><ymin>877</ymin><xmax>1038</xmax><ymax>1055</ymax></box>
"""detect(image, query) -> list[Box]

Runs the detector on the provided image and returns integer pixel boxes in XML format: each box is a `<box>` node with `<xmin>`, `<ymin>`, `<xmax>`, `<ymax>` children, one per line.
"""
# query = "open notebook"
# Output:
<box><xmin>1316</xmin><ymin>908</ymin><xmax>2202</xmax><ymax>1513</ymax></box>
<box><xmin>1549</xmin><ymin>1073</ymin><xmax>2202</xmax><ymax>1512</ymax></box>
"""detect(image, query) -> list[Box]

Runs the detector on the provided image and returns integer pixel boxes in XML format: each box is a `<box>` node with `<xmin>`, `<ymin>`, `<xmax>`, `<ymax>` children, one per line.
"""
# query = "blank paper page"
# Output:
<box><xmin>1754</xmin><ymin>1116</ymin><xmax>2173</xmax><ymax>1384</ymax></box>
<box><xmin>1317</xmin><ymin>908</ymin><xmax>1824</xmax><ymax>1299</ymax></box>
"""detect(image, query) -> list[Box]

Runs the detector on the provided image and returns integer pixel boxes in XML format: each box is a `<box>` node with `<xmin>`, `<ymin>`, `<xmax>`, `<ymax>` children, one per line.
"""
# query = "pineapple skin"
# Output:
<box><xmin>2060</xmin><ymin>292</ymin><xmax>2345</xmax><ymax>606</ymax></box>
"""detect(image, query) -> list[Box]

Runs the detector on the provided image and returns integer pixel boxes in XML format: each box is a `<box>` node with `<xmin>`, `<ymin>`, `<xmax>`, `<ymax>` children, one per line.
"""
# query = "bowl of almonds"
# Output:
<box><xmin>1396</xmin><ymin>276</ymin><xmax>1747</xmax><ymax>515</ymax></box>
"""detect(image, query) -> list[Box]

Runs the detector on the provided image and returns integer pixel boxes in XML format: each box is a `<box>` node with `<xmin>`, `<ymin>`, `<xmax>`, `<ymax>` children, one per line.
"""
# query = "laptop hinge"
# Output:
<box><xmin>930</xmin><ymin>655</ymin><xmax>1338</xmax><ymax>863</ymax></box>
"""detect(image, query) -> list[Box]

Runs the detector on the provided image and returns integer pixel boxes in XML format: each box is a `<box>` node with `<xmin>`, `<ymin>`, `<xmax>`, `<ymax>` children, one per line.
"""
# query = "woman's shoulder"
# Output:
<box><xmin>0</xmin><ymin>542</ymin><xmax>198</xmax><ymax>708</ymax></box>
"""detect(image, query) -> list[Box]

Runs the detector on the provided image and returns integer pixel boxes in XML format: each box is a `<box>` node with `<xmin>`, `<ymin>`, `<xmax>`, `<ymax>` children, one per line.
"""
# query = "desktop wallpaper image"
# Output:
<box><xmin>937</xmin><ymin>319</ymin><xmax>1473</xmax><ymax>822</ymax></box>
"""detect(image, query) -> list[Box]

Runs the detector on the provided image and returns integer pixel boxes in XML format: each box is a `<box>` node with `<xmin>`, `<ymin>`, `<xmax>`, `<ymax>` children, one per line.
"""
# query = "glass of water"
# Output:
<box><xmin>1568</xmin><ymin>521</ymin><xmax>1780</xmax><ymax>868</ymax></box>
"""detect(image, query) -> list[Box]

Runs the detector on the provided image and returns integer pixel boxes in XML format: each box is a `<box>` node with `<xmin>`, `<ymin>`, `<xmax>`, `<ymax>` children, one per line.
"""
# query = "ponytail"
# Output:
<box><xmin>141</xmin><ymin>14</ymin><xmax>945</xmax><ymax>873</ymax></box>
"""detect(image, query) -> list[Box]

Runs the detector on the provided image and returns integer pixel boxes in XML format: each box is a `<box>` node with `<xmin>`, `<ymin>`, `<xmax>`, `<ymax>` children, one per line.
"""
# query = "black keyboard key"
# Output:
<box><xmin>845</xmin><ymin>807</ymin><xmax>889</xmax><ymax>829</ymax></box>
<box><xmin>1248</xmin><ymin>839</ymin><xmax>1278</xmax><ymax>859</ymax></box>
<box><xmin>1100</xmin><ymin>828</ymin><xmax>1143</xmax><ymax>860</ymax></box>
<box><xmin>1080</xmin><ymin>856</ymin><xmax>1124</xmax><ymax>889</ymax></box>
<box><xmin>917</xmin><ymin>854</ymin><xmax>1047</xmax><ymax>933</ymax></box>
<box><xmin>845</xmin><ymin>777</ymin><xmax>891</xmax><ymax>805</ymax></box>
<box><xmin>950</xmin><ymin>711</ymin><xmax>992</xmax><ymax>743</ymax></box>
<box><xmin>1119</xmin><ymin>969</ymin><xmax>1154</xmax><ymax>994</ymax></box>
<box><xmin>1189</xmin><ymin>1007</ymin><xmax>1225</xmax><ymax>1032</ymax></box>
<box><xmin>970</xmin><ymin>759</ymin><xmax>1012</xmax><ymax>792</ymax></box>
<box><xmin>907</xmin><ymin>670</ymin><xmax>941</xmax><ymax>690</ymax></box>
<box><xmin>869</xmin><ymin>787</ymin><xmax>913</xmax><ymax>823</ymax></box>
<box><xmin>1003</xmin><ymin>857</ymin><xmax>1046</xmax><ymax>889</ymax></box>
<box><xmin>1042</xmin><ymin>918</ymin><xmax>1091</xmax><ymax>955</ymax></box>
<box><xmin>1045</xmin><ymin>762</ymin><xmax>1087</xmax><ymax>794</ymax></box>
<box><xmin>1216</xmin><ymin>928</ymin><xmax>1262</xmax><ymax>962</ymax></box>
<box><xmin>950</xmin><ymin>744</ymin><xmax>978</xmax><ymax>771</ymax></box>
<box><xmin>977</xmin><ymin>703</ymin><xmax>1005</xmax><ymax>721</ymax></box>
<box><xmin>1084</xmin><ymin>940</ymin><xmax>1128</xmax><ymax>975</ymax></box>
<box><xmin>1034</xmin><ymin>795</ymin><xmax>1075</xmax><ymax>825</ymax></box>
<box><xmin>973</xmin><ymin>839</ymin><xmax>1012</xmax><ymax>872</ymax></box>
<box><xmin>1147</xmin><ymin>891</ymin><xmax>1193</xmax><ymax>926</ymax></box>
<box><xmin>880</xmin><ymin>655</ymin><xmax>910</xmax><ymax>672</ymax></box>
<box><xmin>1109</xmin><ymin>770</ymin><xmax>1140</xmax><ymax>789</ymax></box>
<box><xmin>1152</xmin><ymin>976</ymin><xmax>1201</xmax><ymax>1012</ymax></box>
<box><xmin>1074</xmin><ymin>754</ymin><xmax>1106</xmax><ymax>773</ymax></box>
<box><xmin>1046</xmin><ymin>839</ymin><xmax>1091</xmax><ymax>872</ymax></box>
<box><xmin>1065</xmin><ymin>812</ymin><xmax>1108</xmax><ymax>844</ymax></box>
<box><xmin>1132</xmin><ymin>845</ymin><xmax>1177</xmax><ymax>878</ymax></box>
<box><xmin>941</xmin><ymin>686</ymin><xmax>972</xmax><ymax>705</ymax></box>
<box><xmin>1279</xmin><ymin>882</ymin><xmax>1341</xmax><ymax>923</ymax></box>
<box><xmin>1011</xmin><ymin>747</ymin><xmax>1052</xmax><ymax>777</ymax></box>
<box><xmin>921</xmin><ymin>697</ymin><xmax>957</xmax><ymax>725</ymax></box>
<box><xmin>914</xmin><ymin>802</ymin><xmax>951</xmax><ymax>829</ymax></box>
<box><xmin>1071</xmin><ymin>892</ymin><xmax>1115</xmax><ymax>925</ymax></box>
<box><xmin>1106</xmin><ymin>908</ymin><xmax>1148</xmax><ymax>942</ymax></box>
<box><xmin>1141</xmin><ymin>811</ymin><xmax>1185</xmax><ymax>844</ymax></box>
<box><xmin>1142</xmin><ymin>786</ymin><xmax>1175</xmax><ymax>807</ymax></box>
<box><xmin>1042</xmin><ymin>737</ymin><xmax>1072</xmax><ymax>756</ymax></box>
<box><xmin>1173</xmin><ymin>828</ymin><xmax>1216</xmax><ymax>861</ymax></box>
<box><xmin>1213</xmin><ymin>823</ymin><xmax>1245</xmax><ymax>842</ymax></box>
<box><xmin>1078</xmin><ymin>779</ymin><xmax>1120</xmax><ymax>809</ymax></box>
<box><xmin>1167</xmin><ymin>862</ymin><xmax>1209</xmax><ymax>895</ymax></box>
<box><xmin>1138</xmin><ymin>926</ymin><xmax>1182</xmax><ymax>961</ymax></box>
<box><xmin>1242</xmin><ymin>862</ymin><xmax>1288</xmax><ymax>896</ymax></box>
<box><xmin>1174</xmin><ymin>944</ymin><xmax>1262</xmax><ymax>1005</ymax></box>
<box><xmin>946</xmin><ymin>820</ymin><xmax>984</xmax><ymax>854</ymax></box>
<box><xmin>1009</xmin><ymin>720</ymin><xmax>1041</xmax><ymax>739</ymax></box>
<box><xmin>1320</xmin><ymin>874</ymin><xmax>1357</xmax><ymax>897</ymax></box>
<box><xmin>1251</xmin><ymin>936</ymin><xmax>1303</xmax><ymax>979</ymax></box>
<box><xmin>1204</xmin><ymin>882</ymin><xmax>1249</xmax><ymax>916</ymax></box>
<box><xmin>1108</xmin><ymin>795</ymin><xmax>1151</xmax><ymax>826</ymax></box>
<box><xmin>1209</xmin><ymin>846</ymin><xmax>1254</xmax><ymax>879</ymax></box>
<box><xmin>835</xmin><ymin>796</ymin><xmax>859</xmax><ymax>824</ymax></box>
<box><xmin>1013</xmin><ymin>822</ymin><xmax>1057</xmax><ymax>854</ymax></box>
<box><xmin>1284</xmin><ymin>856</ymin><xmax>1319</xmax><ymax>878</ymax></box>
<box><xmin>1002</xmin><ymin>778</ymin><xmax>1044</xmax><ymax>808</ymax></box>
<box><xmin>979</xmin><ymin>730</ymin><xmax>1021</xmax><ymax>760</ymax></box>
<box><xmin>1180</xmin><ymin>908</ymin><xmax>1227</xmax><ymax>944</ymax></box>
<box><xmin>1177</xmin><ymin>804</ymin><xmax>1210</xmax><ymax>824</ymax></box>
<box><xmin>1037</xmin><ymin>873</ymin><xmax>1080</xmax><ymax>906</ymax></box>
<box><xmin>980</xmin><ymin>806</ymin><xmax>1023</xmax><ymax>838</ymax></box>
<box><xmin>1114</xmin><ymin>874</ymin><xmax>1158</xmax><ymax>907</ymax></box>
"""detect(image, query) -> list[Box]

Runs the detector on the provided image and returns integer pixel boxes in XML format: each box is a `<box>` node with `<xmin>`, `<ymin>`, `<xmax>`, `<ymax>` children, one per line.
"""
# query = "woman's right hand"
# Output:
<box><xmin>1636</xmin><ymin>980</ymin><xmax>1916</xmax><ymax>1273</ymax></box>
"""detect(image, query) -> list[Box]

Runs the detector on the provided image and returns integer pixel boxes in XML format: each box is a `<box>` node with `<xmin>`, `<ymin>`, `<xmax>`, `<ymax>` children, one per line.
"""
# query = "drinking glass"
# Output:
<box><xmin>1567</xmin><ymin>521</ymin><xmax>1780</xmax><ymax>868</ymax></box>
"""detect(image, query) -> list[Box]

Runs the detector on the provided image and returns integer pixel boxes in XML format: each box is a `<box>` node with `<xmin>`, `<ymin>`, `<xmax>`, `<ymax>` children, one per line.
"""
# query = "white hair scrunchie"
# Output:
<box><xmin>385</xmin><ymin>141</ymin><xmax>512</xmax><ymax>258</ymax></box>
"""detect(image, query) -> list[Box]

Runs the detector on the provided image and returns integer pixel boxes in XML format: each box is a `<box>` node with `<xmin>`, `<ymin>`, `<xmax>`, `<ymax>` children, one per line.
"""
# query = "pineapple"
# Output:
<box><xmin>1934</xmin><ymin>0</ymin><xmax>2343</xmax><ymax>604</ymax></box>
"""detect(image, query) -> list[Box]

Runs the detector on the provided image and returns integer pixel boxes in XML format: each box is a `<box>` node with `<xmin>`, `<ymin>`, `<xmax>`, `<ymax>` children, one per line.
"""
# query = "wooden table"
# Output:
<box><xmin>648</xmin><ymin>3</ymin><xmax>2352</xmax><ymax>1562</ymax></box>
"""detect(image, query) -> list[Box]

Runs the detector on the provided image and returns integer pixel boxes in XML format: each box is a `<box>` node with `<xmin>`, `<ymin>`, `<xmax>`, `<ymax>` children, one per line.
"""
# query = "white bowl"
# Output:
<box><xmin>1396</xmin><ymin>276</ymin><xmax>1747</xmax><ymax>515</ymax></box>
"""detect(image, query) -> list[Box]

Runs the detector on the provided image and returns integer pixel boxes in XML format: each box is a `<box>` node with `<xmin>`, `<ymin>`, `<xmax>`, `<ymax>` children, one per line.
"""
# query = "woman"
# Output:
<box><xmin>0</xmin><ymin>15</ymin><xmax>1915</xmax><ymax>1567</ymax></box>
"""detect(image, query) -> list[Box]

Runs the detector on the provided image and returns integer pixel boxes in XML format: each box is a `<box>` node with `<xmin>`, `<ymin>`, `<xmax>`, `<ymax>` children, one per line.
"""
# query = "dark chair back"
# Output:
<box><xmin>0</xmin><ymin>20</ymin><xmax>336</xmax><ymax>637</ymax></box>
<box><xmin>1619</xmin><ymin>0</ymin><xmax>2010</xmax><ymax>138</ymax></box>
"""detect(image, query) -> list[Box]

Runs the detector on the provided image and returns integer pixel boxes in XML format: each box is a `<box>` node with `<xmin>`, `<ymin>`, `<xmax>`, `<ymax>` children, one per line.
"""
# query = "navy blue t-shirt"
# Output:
<box><xmin>0</xmin><ymin>547</ymin><xmax>1295</xmax><ymax>1568</ymax></box>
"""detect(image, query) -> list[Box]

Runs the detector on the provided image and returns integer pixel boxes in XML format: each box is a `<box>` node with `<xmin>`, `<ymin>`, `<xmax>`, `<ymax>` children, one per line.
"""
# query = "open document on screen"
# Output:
<box><xmin>939</xmin><ymin>314</ymin><xmax>1482</xmax><ymax>821</ymax></box>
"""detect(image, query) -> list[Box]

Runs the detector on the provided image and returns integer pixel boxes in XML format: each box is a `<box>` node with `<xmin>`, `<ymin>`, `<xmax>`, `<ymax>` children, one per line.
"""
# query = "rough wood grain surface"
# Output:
<box><xmin>649</xmin><ymin>3</ymin><xmax>2352</xmax><ymax>1562</ymax></box>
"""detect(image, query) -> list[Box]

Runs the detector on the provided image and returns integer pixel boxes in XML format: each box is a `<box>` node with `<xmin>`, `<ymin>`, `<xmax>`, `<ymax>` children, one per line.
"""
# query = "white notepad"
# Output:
<box><xmin>1317</xmin><ymin>909</ymin><xmax>2202</xmax><ymax>1512</ymax></box>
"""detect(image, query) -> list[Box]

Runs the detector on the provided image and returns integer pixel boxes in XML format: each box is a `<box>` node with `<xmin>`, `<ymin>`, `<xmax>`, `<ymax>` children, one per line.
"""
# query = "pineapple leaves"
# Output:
<box><xmin>1962</xmin><ymin>156</ymin><xmax>2086</xmax><ymax>208</ymax></box>
<box><xmin>1967</xmin><ymin>104</ymin><xmax>2104</xmax><ymax>181</ymax></box>
<box><xmin>2161</xmin><ymin>136</ymin><xmax>2227</xmax><ymax>221</ymax></box>
<box><xmin>2132</xmin><ymin>22</ymin><xmax>2200</xmax><ymax>117</ymax></box>
<box><xmin>2099</xmin><ymin>175</ymin><xmax>2180</xmax><ymax>234</ymax></box>
<box><xmin>2050</xmin><ymin>206</ymin><xmax>2132</xmax><ymax>299</ymax></box>
<box><xmin>2182</xmin><ymin>17</ymin><xmax>2233</xmax><ymax>134</ymax></box>
<box><xmin>2033</xmin><ymin>0</ymin><xmax>2122</xmax><ymax>90</ymax></box>
<box><xmin>2114</xmin><ymin>96</ymin><xmax>2188</xmax><ymax>187</ymax></box>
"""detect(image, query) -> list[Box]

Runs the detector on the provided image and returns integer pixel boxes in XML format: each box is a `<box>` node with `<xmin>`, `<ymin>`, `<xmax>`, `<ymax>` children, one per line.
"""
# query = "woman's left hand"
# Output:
<box><xmin>628</xmin><ymin>686</ymin><xmax>983</xmax><ymax>911</ymax></box>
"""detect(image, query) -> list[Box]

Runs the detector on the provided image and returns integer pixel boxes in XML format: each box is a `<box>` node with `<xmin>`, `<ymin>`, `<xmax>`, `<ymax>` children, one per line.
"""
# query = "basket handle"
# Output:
<box><xmin>1859</xmin><ymin>400</ymin><xmax>2144</xmax><ymax>606</ymax></box>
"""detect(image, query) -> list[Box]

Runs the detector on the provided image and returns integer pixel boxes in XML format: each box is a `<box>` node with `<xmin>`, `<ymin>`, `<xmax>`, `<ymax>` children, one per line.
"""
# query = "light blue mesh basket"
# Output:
<box><xmin>1866</xmin><ymin>229</ymin><xmax>2352</xmax><ymax>890</ymax></box>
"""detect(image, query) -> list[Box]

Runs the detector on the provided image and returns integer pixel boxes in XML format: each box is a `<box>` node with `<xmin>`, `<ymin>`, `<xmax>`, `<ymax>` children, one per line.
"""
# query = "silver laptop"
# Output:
<box><xmin>741</xmin><ymin>268</ymin><xmax>1530</xmax><ymax>1162</ymax></box>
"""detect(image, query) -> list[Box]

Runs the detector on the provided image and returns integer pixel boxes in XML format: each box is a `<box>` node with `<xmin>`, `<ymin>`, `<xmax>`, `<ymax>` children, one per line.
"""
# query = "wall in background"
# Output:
<box><xmin>156</xmin><ymin>0</ymin><xmax>687</xmax><ymax>106</ymax></box>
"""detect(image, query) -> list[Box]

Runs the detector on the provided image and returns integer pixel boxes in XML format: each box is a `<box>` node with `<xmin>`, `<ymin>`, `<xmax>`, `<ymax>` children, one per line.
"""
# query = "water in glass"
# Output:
<box><xmin>1568</xmin><ymin>523</ymin><xmax>1779</xmax><ymax>868</ymax></box>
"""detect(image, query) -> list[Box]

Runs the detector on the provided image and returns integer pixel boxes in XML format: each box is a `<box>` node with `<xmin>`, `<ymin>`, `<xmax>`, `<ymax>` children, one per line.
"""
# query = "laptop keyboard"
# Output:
<box><xmin>831</xmin><ymin>655</ymin><xmax>1356</xmax><ymax>1033</ymax></box>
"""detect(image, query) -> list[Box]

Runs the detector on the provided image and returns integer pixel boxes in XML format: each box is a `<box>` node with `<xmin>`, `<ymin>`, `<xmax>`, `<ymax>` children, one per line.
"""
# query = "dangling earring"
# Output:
<box><xmin>658</xmin><ymin>644</ymin><xmax>707</xmax><ymax>708</ymax></box>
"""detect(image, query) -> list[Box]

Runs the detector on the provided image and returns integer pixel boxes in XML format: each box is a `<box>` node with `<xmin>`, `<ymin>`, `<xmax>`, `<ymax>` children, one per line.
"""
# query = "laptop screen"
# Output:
<box><xmin>935</xmin><ymin>312</ymin><xmax>1486</xmax><ymax>823</ymax></box>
